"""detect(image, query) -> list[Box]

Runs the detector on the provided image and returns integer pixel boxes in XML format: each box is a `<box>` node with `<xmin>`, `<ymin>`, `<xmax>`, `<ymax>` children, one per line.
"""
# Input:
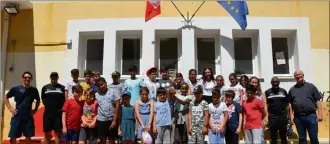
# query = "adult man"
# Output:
<box><xmin>265</xmin><ymin>77</ymin><xmax>292</xmax><ymax>144</ymax></box>
<box><xmin>41</xmin><ymin>72</ymin><xmax>65</xmax><ymax>144</ymax></box>
<box><xmin>4</xmin><ymin>71</ymin><xmax>41</xmax><ymax>144</ymax></box>
<box><xmin>288</xmin><ymin>69</ymin><xmax>323</xmax><ymax>144</ymax></box>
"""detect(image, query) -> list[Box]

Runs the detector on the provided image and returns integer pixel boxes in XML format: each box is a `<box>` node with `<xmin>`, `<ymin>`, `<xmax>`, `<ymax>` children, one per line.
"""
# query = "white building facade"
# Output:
<box><xmin>65</xmin><ymin>17</ymin><xmax>313</xmax><ymax>91</ymax></box>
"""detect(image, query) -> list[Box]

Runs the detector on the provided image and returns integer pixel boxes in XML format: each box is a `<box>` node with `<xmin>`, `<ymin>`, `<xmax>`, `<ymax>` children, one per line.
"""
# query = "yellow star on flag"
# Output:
<box><xmin>230</xmin><ymin>6</ymin><xmax>234</xmax><ymax>10</ymax></box>
<box><xmin>235</xmin><ymin>8</ymin><xmax>239</xmax><ymax>13</ymax></box>
<box><xmin>227</xmin><ymin>0</ymin><xmax>231</xmax><ymax>5</ymax></box>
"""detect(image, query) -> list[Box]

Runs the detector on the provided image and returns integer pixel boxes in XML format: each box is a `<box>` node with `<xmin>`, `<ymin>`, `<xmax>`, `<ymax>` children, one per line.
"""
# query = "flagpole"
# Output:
<box><xmin>170</xmin><ymin>1</ymin><xmax>188</xmax><ymax>22</ymax></box>
<box><xmin>189</xmin><ymin>1</ymin><xmax>205</xmax><ymax>21</ymax></box>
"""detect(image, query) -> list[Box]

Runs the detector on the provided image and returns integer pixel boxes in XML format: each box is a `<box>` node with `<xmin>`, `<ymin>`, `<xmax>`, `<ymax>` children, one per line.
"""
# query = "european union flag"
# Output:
<box><xmin>218</xmin><ymin>0</ymin><xmax>249</xmax><ymax>30</ymax></box>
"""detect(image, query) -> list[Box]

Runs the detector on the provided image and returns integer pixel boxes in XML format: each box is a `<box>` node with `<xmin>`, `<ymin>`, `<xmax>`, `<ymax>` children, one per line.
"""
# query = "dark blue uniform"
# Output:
<box><xmin>7</xmin><ymin>85</ymin><xmax>40</xmax><ymax>138</ymax></box>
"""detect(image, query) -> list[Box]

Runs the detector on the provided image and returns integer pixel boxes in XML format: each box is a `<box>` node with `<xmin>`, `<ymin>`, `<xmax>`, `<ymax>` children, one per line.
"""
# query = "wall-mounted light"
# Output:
<box><xmin>4</xmin><ymin>3</ymin><xmax>19</xmax><ymax>16</ymax></box>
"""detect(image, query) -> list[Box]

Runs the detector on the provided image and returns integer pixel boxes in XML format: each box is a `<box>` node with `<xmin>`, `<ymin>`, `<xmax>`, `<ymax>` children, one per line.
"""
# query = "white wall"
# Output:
<box><xmin>65</xmin><ymin>17</ymin><xmax>313</xmax><ymax>92</ymax></box>
<box><xmin>311</xmin><ymin>49</ymin><xmax>330</xmax><ymax>101</ymax></box>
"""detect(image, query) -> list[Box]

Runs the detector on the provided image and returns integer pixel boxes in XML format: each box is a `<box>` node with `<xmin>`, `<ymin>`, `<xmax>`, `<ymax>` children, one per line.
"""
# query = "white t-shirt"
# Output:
<box><xmin>209</xmin><ymin>102</ymin><xmax>228</xmax><ymax>130</ymax></box>
<box><xmin>108</xmin><ymin>83</ymin><xmax>125</xmax><ymax>98</ymax></box>
<box><xmin>65</xmin><ymin>81</ymin><xmax>80</xmax><ymax>99</ymax></box>
<box><xmin>226</xmin><ymin>84</ymin><xmax>243</xmax><ymax>102</ymax></box>
<box><xmin>197</xmin><ymin>79</ymin><xmax>216</xmax><ymax>96</ymax></box>
<box><xmin>144</xmin><ymin>79</ymin><xmax>158</xmax><ymax>101</ymax></box>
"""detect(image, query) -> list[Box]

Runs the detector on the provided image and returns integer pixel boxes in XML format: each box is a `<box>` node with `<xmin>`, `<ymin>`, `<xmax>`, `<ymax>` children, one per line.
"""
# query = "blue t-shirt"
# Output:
<box><xmin>96</xmin><ymin>89</ymin><xmax>120</xmax><ymax>121</ymax></box>
<box><xmin>6</xmin><ymin>85</ymin><xmax>40</xmax><ymax>119</ymax></box>
<box><xmin>227</xmin><ymin>102</ymin><xmax>241</xmax><ymax>128</ymax></box>
<box><xmin>91</xmin><ymin>84</ymin><xmax>99</xmax><ymax>93</ymax></box>
<box><xmin>154</xmin><ymin>100</ymin><xmax>172</xmax><ymax>127</ymax></box>
<box><xmin>124</xmin><ymin>78</ymin><xmax>145</xmax><ymax>105</ymax></box>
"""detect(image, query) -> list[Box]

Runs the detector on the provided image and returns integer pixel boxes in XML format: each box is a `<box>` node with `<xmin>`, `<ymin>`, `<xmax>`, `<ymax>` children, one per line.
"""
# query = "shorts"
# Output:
<box><xmin>8</xmin><ymin>117</ymin><xmax>35</xmax><ymax>138</ymax></box>
<box><xmin>61</xmin><ymin>129</ymin><xmax>80</xmax><ymax>142</ymax></box>
<box><xmin>43</xmin><ymin>116</ymin><xmax>62</xmax><ymax>132</ymax></box>
<box><xmin>97</xmin><ymin>120</ymin><xmax>118</xmax><ymax>140</ymax></box>
<box><xmin>79</xmin><ymin>127</ymin><xmax>98</xmax><ymax>144</ymax></box>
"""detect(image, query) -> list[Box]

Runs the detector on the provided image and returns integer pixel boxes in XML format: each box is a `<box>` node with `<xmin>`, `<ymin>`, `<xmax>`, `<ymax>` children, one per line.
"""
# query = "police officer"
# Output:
<box><xmin>265</xmin><ymin>77</ymin><xmax>292</xmax><ymax>144</ymax></box>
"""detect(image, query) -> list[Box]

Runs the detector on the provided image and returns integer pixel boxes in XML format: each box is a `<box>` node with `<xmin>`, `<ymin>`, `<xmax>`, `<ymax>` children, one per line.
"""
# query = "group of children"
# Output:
<box><xmin>59</xmin><ymin>67</ymin><xmax>269</xmax><ymax>144</ymax></box>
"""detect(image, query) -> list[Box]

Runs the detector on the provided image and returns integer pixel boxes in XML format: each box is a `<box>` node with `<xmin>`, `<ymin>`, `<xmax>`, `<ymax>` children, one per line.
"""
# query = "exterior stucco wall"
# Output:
<box><xmin>1</xmin><ymin>1</ymin><xmax>329</xmax><ymax>140</ymax></box>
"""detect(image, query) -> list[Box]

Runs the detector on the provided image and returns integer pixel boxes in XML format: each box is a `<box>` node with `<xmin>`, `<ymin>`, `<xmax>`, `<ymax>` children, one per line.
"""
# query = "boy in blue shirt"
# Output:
<box><xmin>224</xmin><ymin>90</ymin><xmax>243</xmax><ymax>144</ymax></box>
<box><xmin>153</xmin><ymin>87</ymin><xmax>172</xmax><ymax>144</ymax></box>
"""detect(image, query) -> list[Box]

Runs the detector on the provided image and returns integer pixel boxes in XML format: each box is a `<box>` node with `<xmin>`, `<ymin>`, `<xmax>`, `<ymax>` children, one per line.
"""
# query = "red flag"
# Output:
<box><xmin>145</xmin><ymin>0</ymin><xmax>161</xmax><ymax>22</ymax></box>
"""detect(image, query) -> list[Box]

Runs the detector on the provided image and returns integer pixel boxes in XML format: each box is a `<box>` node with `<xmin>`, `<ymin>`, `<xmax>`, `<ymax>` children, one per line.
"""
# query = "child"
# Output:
<box><xmin>145</xmin><ymin>67</ymin><xmax>158</xmax><ymax>101</ymax></box>
<box><xmin>242</xmin><ymin>84</ymin><xmax>268</xmax><ymax>144</ymax></box>
<box><xmin>188</xmin><ymin>85</ymin><xmax>209</xmax><ymax>144</ymax></box>
<box><xmin>124</xmin><ymin>65</ymin><xmax>146</xmax><ymax>105</ymax></box>
<box><xmin>167</xmin><ymin>87</ymin><xmax>177</xmax><ymax>144</ymax></box>
<box><xmin>224</xmin><ymin>90</ymin><xmax>242</xmax><ymax>144</ymax></box>
<box><xmin>96</xmin><ymin>77</ymin><xmax>121</xmax><ymax>144</ymax></box>
<box><xmin>249</xmin><ymin>77</ymin><xmax>268</xmax><ymax>144</ymax></box>
<box><xmin>91</xmin><ymin>71</ymin><xmax>100</xmax><ymax>93</ymax></box>
<box><xmin>62</xmin><ymin>85</ymin><xmax>84</xmax><ymax>144</ymax></box>
<box><xmin>80</xmin><ymin>70</ymin><xmax>93</xmax><ymax>101</ymax></box>
<box><xmin>214</xmin><ymin>75</ymin><xmax>226</xmax><ymax>102</ymax></box>
<box><xmin>173</xmin><ymin>83</ymin><xmax>194</xmax><ymax>143</ymax></box>
<box><xmin>65</xmin><ymin>69</ymin><xmax>80</xmax><ymax>99</ymax></box>
<box><xmin>227</xmin><ymin>73</ymin><xmax>244</xmax><ymax>104</ymax></box>
<box><xmin>134</xmin><ymin>87</ymin><xmax>154</xmax><ymax>143</ymax></box>
<box><xmin>208</xmin><ymin>87</ymin><xmax>228</xmax><ymax>144</ymax></box>
<box><xmin>79</xmin><ymin>89</ymin><xmax>98</xmax><ymax>144</ymax></box>
<box><xmin>153</xmin><ymin>87</ymin><xmax>172</xmax><ymax>144</ymax></box>
<box><xmin>118</xmin><ymin>92</ymin><xmax>135</xmax><ymax>144</ymax></box>
<box><xmin>108</xmin><ymin>71</ymin><xmax>125</xmax><ymax>99</ymax></box>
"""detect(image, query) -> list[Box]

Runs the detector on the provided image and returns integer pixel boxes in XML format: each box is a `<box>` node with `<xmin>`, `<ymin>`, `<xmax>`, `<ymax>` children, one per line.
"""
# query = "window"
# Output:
<box><xmin>197</xmin><ymin>38</ymin><xmax>216</xmax><ymax>75</ymax></box>
<box><xmin>234</xmin><ymin>38</ymin><xmax>253</xmax><ymax>75</ymax></box>
<box><xmin>272</xmin><ymin>38</ymin><xmax>290</xmax><ymax>74</ymax></box>
<box><xmin>86</xmin><ymin>39</ymin><xmax>104</xmax><ymax>74</ymax></box>
<box><xmin>159</xmin><ymin>38</ymin><xmax>178</xmax><ymax>70</ymax></box>
<box><xmin>122</xmin><ymin>39</ymin><xmax>140</xmax><ymax>75</ymax></box>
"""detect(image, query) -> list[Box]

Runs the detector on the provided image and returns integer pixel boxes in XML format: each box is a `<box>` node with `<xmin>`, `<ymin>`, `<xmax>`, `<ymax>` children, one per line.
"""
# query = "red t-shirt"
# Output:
<box><xmin>242</xmin><ymin>97</ymin><xmax>264</xmax><ymax>129</ymax></box>
<box><xmin>62</xmin><ymin>99</ymin><xmax>83</xmax><ymax>131</ymax></box>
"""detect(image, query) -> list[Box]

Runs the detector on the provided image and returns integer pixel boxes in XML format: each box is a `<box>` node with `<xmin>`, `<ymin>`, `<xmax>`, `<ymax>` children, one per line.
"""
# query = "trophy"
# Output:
<box><xmin>168</xmin><ymin>69</ymin><xmax>177</xmax><ymax>81</ymax></box>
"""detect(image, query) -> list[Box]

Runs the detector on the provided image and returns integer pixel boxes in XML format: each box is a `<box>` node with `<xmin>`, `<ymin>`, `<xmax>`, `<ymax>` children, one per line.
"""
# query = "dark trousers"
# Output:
<box><xmin>268</xmin><ymin>116</ymin><xmax>288</xmax><ymax>144</ymax></box>
<box><xmin>294</xmin><ymin>113</ymin><xmax>319</xmax><ymax>144</ymax></box>
<box><xmin>225</xmin><ymin>126</ymin><xmax>239</xmax><ymax>144</ymax></box>
<box><xmin>174</xmin><ymin>124</ymin><xmax>188</xmax><ymax>144</ymax></box>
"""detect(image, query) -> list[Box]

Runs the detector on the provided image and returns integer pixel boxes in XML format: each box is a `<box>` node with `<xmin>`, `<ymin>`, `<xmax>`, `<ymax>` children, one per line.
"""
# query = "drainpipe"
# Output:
<box><xmin>0</xmin><ymin>13</ymin><xmax>10</xmax><ymax>140</ymax></box>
